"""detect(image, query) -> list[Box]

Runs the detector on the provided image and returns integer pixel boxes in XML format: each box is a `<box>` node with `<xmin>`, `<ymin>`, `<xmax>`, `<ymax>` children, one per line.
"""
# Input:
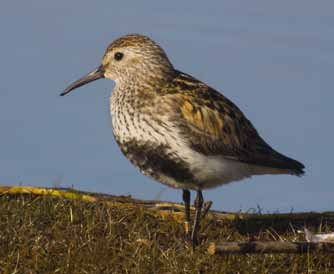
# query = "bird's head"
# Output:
<box><xmin>61</xmin><ymin>34</ymin><xmax>174</xmax><ymax>96</ymax></box>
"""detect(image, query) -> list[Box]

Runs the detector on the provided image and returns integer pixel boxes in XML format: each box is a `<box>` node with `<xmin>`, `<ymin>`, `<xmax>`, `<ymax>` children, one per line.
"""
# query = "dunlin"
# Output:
<box><xmin>61</xmin><ymin>34</ymin><xmax>304</xmax><ymax>247</ymax></box>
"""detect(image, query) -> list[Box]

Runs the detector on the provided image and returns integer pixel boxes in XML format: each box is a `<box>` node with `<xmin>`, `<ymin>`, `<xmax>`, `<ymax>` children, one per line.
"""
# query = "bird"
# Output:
<box><xmin>61</xmin><ymin>34</ymin><xmax>305</xmax><ymax>247</ymax></box>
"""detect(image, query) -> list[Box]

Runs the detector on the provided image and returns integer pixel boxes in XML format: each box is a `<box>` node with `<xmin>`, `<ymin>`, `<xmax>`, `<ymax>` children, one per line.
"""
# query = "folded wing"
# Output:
<box><xmin>162</xmin><ymin>71</ymin><xmax>304</xmax><ymax>175</ymax></box>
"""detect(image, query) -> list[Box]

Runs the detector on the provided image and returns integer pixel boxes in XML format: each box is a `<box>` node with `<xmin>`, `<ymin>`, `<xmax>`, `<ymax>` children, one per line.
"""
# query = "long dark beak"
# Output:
<box><xmin>60</xmin><ymin>65</ymin><xmax>105</xmax><ymax>96</ymax></box>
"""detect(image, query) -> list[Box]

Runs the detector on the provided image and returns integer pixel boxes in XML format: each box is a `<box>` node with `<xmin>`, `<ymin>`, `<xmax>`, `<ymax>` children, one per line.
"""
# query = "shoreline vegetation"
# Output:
<box><xmin>1</xmin><ymin>186</ymin><xmax>333</xmax><ymax>273</ymax></box>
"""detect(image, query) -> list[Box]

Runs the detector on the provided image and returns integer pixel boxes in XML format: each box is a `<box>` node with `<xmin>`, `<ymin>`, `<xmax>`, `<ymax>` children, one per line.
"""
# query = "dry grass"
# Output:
<box><xmin>0</xmin><ymin>192</ymin><xmax>333</xmax><ymax>274</ymax></box>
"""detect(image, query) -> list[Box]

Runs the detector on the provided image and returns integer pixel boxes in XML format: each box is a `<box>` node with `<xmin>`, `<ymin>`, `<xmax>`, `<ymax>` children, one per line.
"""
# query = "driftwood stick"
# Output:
<box><xmin>208</xmin><ymin>241</ymin><xmax>334</xmax><ymax>255</ymax></box>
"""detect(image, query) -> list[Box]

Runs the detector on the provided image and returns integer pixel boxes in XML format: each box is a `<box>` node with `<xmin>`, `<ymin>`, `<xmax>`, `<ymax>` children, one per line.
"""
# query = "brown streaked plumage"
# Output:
<box><xmin>61</xmin><ymin>34</ymin><xmax>305</xmax><ymax>247</ymax></box>
<box><xmin>163</xmin><ymin>71</ymin><xmax>304</xmax><ymax>174</ymax></box>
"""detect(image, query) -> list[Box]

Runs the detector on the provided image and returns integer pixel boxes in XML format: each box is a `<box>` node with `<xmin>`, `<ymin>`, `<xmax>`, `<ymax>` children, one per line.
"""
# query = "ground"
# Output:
<box><xmin>0</xmin><ymin>191</ymin><xmax>333</xmax><ymax>274</ymax></box>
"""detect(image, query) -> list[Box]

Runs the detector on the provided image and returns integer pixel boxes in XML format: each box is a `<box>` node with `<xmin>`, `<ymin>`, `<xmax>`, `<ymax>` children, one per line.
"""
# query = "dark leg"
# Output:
<box><xmin>202</xmin><ymin>201</ymin><xmax>213</xmax><ymax>219</ymax></box>
<box><xmin>182</xmin><ymin>189</ymin><xmax>191</xmax><ymax>238</ymax></box>
<box><xmin>191</xmin><ymin>189</ymin><xmax>203</xmax><ymax>248</ymax></box>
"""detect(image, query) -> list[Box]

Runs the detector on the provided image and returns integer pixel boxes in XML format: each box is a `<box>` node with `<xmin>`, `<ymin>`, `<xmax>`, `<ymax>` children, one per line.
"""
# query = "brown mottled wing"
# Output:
<box><xmin>162</xmin><ymin>71</ymin><xmax>304</xmax><ymax>173</ymax></box>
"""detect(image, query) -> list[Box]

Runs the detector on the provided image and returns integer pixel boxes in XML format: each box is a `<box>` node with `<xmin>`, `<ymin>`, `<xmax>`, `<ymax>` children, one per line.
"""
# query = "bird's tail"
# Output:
<box><xmin>269</xmin><ymin>150</ymin><xmax>305</xmax><ymax>176</ymax></box>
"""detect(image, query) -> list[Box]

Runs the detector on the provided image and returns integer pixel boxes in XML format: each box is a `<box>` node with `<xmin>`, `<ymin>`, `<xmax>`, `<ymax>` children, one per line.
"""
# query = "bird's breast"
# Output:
<box><xmin>109</xmin><ymin>91</ymin><xmax>198</xmax><ymax>187</ymax></box>
<box><xmin>109</xmin><ymin>93</ymin><xmax>259</xmax><ymax>189</ymax></box>
<box><xmin>109</xmin><ymin>89</ymin><xmax>179</xmax><ymax>150</ymax></box>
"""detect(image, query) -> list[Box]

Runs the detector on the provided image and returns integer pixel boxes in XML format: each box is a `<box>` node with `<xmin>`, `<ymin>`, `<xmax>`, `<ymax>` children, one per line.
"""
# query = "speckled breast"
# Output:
<box><xmin>109</xmin><ymin>90</ymin><xmax>195</xmax><ymax>188</ymax></box>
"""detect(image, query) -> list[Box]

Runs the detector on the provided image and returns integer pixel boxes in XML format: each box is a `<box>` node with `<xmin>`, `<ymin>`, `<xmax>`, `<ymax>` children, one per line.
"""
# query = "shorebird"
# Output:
<box><xmin>61</xmin><ymin>34</ymin><xmax>305</xmax><ymax>247</ymax></box>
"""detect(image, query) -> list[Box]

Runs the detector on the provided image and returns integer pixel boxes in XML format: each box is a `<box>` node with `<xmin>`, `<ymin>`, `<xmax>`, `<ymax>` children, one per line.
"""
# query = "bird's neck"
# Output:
<box><xmin>115</xmin><ymin>68</ymin><xmax>176</xmax><ymax>97</ymax></box>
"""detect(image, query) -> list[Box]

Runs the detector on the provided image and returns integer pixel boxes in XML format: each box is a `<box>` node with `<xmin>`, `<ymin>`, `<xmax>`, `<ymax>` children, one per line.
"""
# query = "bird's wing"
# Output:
<box><xmin>161</xmin><ymin>71</ymin><xmax>304</xmax><ymax>173</ymax></box>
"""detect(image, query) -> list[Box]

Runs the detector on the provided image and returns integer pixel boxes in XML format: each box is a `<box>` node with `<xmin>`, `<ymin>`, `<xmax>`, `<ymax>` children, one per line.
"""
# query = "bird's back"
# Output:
<box><xmin>159</xmin><ymin>70</ymin><xmax>305</xmax><ymax>176</ymax></box>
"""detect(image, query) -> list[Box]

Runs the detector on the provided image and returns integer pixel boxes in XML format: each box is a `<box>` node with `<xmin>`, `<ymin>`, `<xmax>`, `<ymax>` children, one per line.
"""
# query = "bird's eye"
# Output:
<box><xmin>114</xmin><ymin>52</ymin><xmax>124</xmax><ymax>61</ymax></box>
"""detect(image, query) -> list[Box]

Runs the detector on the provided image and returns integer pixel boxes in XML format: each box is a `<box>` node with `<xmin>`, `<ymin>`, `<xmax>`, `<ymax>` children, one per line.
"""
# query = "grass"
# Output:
<box><xmin>0</xmin><ymin>191</ymin><xmax>333</xmax><ymax>274</ymax></box>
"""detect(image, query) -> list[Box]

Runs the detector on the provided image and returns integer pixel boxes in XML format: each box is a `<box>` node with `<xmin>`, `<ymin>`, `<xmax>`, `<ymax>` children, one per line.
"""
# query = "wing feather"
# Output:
<box><xmin>161</xmin><ymin>71</ymin><xmax>304</xmax><ymax>174</ymax></box>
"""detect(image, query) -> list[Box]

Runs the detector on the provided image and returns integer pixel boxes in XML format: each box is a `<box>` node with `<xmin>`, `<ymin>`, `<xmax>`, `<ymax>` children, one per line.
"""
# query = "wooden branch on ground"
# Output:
<box><xmin>208</xmin><ymin>241</ymin><xmax>334</xmax><ymax>255</ymax></box>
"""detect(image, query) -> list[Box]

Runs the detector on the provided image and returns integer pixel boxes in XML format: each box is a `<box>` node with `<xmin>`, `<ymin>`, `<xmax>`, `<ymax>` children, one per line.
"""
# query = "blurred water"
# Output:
<box><xmin>0</xmin><ymin>1</ymin><xmax>333</xmax><ymax>212</ymax></box>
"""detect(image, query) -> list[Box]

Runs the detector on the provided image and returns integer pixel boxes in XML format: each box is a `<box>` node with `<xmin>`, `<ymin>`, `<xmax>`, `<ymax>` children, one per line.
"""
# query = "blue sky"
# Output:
<box><xmin>0</xmin><ymin>1</ymin><xmax>333</xmax><ymax>212</ymax></box>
